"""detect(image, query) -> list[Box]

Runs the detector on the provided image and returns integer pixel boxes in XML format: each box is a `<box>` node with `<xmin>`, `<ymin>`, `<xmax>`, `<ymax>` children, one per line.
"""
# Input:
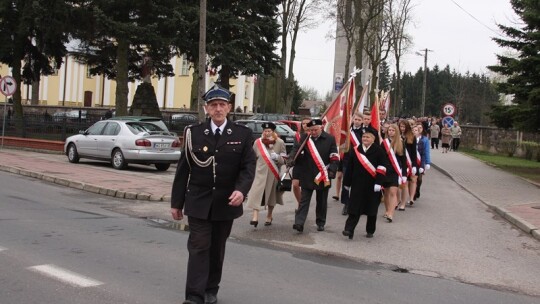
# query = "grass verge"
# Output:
<box><xmin>463</xmin><ymin>149</ymin><xmax>540</xmax><ymax>184</ymax></box>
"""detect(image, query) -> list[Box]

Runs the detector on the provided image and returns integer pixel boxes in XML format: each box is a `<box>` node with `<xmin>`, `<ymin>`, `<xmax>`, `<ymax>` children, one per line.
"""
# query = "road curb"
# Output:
<box><xmin>0</xmin><ymin>165</ymin><xmax>170</xmax><ymax>203</ymax></box>
<box><xmin>431</xmin><ymin>163</ymin><xmax>540</xmax><ymax>241</ymax></box>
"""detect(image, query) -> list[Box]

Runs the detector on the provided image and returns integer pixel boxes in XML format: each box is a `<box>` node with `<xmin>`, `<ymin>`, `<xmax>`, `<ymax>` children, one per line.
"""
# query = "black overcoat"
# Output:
<box><xmin>171</xmin><ymin>120</ymin><xmax>256</xmax><ymax>221</ymax></box>
<box><xmin>288</xmin><ymin>131</ymin><xmax>338</xmax><ymax>190</ymax></box>
<box><xmin>343</xmin><ymin>143</ymin><xmax>389</xmax><ymax>216</ymax></box>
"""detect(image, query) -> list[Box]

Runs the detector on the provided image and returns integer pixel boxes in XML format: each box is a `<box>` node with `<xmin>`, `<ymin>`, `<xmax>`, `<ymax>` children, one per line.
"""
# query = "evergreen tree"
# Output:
<box><xmin>379</xmin><ymin>60</ymin><xmax>391</xmax><ymax>91</ymax></box>
<box><xmin>488</xmin><ymin>0</ymin><xmax>540</xmax><ymax>131</ymax></box>
<box><xmin>0</xmin><ymin>0</ymin><xmax>70</xmax><ymax>127</ymax></box>
<box><xmin>71</xmin><ymin>0</ymin><xmax>186</xmax><ymax>115</ymax></box>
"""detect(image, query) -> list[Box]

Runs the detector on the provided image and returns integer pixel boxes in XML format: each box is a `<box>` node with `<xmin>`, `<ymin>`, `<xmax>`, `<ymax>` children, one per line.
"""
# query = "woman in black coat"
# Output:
<box><xmin>342</xmin><ymin>129</ymin><xmax>389</xmax><ymax>239</ymax></box>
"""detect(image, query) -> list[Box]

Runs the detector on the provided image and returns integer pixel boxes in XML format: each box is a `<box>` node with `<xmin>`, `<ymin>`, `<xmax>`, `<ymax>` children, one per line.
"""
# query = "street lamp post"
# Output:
<box><xmin>415</xmin><ymin>48</ymin><xmax>432</xmax><ymax>117</ymax></box>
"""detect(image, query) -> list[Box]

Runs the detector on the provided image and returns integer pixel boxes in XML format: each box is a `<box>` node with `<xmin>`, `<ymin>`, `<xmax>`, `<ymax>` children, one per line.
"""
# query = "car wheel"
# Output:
<box><xmin>67</xmin><ymin>143</ymin><xmax>80</xmax><ymax>163</ymax></box>
<box><xmin>155</xmin><ymin>163</ymin><xmax>170</xmax><ymax>171</ymax></box>
<box><xmin>111</xmin><ymin>149</ymin><xmax>127</xmax><ymax>170</ymax></box>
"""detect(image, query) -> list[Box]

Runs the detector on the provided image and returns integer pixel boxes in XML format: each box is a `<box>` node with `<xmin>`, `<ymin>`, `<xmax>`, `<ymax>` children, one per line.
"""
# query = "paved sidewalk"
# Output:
<box><xmin>430</xmin><ymin>149</ymin><xmax>540</xmax><ymax>240</ymax></box>
<box><xmin>0</xmin><ymin>147</ymin><xmax>538</xmax><ymax>241</ymax></box>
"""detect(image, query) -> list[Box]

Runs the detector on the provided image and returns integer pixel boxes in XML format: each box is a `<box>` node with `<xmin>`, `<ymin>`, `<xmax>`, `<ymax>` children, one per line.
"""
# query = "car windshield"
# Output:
<box><xmin>126</xmin><ymin>122</ymin><xmax>166</xmax><ymax>134</ymax></box>
<box><xmin>276</xmin><ymin>124</ymin><xmax>294</xmax><ymax>134</ymax></box>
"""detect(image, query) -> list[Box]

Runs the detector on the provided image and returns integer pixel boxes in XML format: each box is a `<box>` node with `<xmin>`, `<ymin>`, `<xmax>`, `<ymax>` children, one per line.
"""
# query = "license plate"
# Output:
<box><xmin>154</xmin><ymin>143</ymin><xmax>170</xmax><ymax>149</ymax></box>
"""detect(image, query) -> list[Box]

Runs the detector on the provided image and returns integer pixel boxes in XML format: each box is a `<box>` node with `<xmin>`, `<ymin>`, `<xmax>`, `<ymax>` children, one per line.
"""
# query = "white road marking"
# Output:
<box><xmin>0</xmin><ymin>246</ymin><xmax>6</xmax><ymax>252</ymax></box>
<box><xmin>28</xmin><ymin>264</ymin><xmax>103</xmax><ymax>287</ymax></box>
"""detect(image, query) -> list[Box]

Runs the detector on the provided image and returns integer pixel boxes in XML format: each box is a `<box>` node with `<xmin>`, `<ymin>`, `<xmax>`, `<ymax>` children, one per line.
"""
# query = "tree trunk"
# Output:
<box><xmin>31</xmin><ymin>78</ymin><xmax>40</xmax><ymax>105</ymax></box>
<box><xmin>115</xmin><ymin>38</ymin><xmax>129</xmax><ymax>116</ymax></box>
<box><xmin>12</xmin><ymin>47</ymin><xmax>24</xmax><ymax>136</ymax></box>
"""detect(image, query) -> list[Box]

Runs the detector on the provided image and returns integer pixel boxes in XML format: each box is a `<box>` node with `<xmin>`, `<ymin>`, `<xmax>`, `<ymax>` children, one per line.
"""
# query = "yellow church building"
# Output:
<box><xmin>0</xmin><ymin>53</ymin><xmax>256</xmax><ymax>113</ymax></box>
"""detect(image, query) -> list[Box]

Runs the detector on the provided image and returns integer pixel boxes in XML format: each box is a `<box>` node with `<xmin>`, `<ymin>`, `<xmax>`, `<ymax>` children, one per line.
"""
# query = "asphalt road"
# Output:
<box><xmin>0</xmin><ymin>171</ymin><xmax>538</xmax><ymax>304</ymax></box>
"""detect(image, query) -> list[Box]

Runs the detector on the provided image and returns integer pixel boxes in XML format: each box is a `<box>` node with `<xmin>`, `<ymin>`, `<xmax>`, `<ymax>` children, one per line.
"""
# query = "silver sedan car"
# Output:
<box><xmin>64</xmin><ymin>118</ymin><xmax>181</xmax><ymax>171</ymax></box>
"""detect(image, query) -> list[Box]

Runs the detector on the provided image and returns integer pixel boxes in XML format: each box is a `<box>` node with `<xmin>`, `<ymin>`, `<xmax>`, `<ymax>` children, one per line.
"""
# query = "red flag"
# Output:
<box><xmin>370</xmin><ymin>94</ymin><xmax>380</xmax><ymax>131</ymax></box>
<box><xmin>322</xmin><ymin>79</ymin><xmax>355</xmax><ymax>156</ymax></box>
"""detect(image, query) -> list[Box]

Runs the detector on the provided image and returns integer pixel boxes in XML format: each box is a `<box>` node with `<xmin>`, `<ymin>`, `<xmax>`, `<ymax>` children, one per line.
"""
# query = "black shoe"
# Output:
<box><xmin>415</xmin><ymin>192</ymin><xmax>420</xmax><ymax>199</ymax></box>
<box><xmin>341</xmin><ymin>205</ymin><xmax>348</xmax><ymax>215</ymax></box>
<box><xmin>293</xmin><ymin>224</ymin><xmax>303</xmax><ymax>232</ymax></box>
<box><xmin>204</xmin><ymin>293</ymin><xmax>217</xmax><ymax>304</ymax></box>
<box><xmin>317</xmin><ymin>225</ymin><xmax>324</xmax><ymax>231</ymax></box>
<box><xmin>182</xmin><ymin>300</ymin><xmax>198</xmax><ymax>304</ymax></box>
<box><xmin>250</xmin><ymin>220</ymin><xmax>258</xmax><ymax>228</ymax></box>
<box><xmin>366</xmin><ymin>233</ymin><xmax>374</xmax><ymax>238</ymax></box>
<box><xmin>342</xmin><ymin>230</ymin><xmax>354</xmax><ymax>239</ymax></box>
<box><xmin>332</xmin><ymin>195</ymin><xmax>339</xmax><ymax>201</ymax></box>
<box><xmin>408</xmin><ymin>200</ymin><xmax>414</xmax><ymax>206</ymax></box>
<box><xmin>264</xmin><ymin>218</ymin><xmax>272</xmax><ymax>226</ymax></box>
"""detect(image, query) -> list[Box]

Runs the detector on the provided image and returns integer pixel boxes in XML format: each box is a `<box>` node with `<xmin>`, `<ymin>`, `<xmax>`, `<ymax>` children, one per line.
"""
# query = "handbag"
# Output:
<box><xmin>276</xmin><ymin>170</ymin><xmax>292</xmax><ymax>192</ymax></box>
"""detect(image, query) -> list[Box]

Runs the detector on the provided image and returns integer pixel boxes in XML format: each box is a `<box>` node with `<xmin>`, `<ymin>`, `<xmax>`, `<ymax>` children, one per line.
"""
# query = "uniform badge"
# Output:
<box><xmin>227</xmin><ymin>128</ymin><xmax>232</xmax><ymax>135</ymax></box>
<box><xmin>203</xmin><ymin>146</ymin><xmax>208</xmax><ymax>152</ymax></box>
<box><xmin>204</xmin><ymin>129</ymin><xmax>210</xmax><ymax>135</ymax></box>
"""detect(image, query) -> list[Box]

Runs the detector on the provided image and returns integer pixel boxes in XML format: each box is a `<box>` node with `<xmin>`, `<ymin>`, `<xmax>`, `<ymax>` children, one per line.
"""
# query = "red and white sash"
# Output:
<box><xmin>352</xmin><ymin>146</ymin><xmax>377</xmax><ymax>178</ymax></box>
<box><xmin>349</xmin><ymin>128</ymin><xmax>360</xmax><ymax>148</ymax></box>
<box><xmin>382</xmin><ymin>139</ymin><xmax>403</xmax><ymax>183</ymax></box>
<box><xmin>306</xmin><ymin>137</ymin><xmax>330</xmax><ymax>186</ymax></box>
<box><xmin>255</xmin><ymin>138</ymin><xmax>280</xmax><ymax>180</ymax></box>
<box><xmin>405</xmin><ymin>148</ymin><xmax>413</xmax><ymax>176</ymax></box>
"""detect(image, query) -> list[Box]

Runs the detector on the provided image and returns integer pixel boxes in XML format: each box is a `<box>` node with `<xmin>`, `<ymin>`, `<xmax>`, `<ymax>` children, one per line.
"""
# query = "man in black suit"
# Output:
<box><xmin>288</xmin><ymin>119</ymin><xmax>339</xmax><ymax>233</ymax></box>
<box><xmin>171</xmin><ymin>84</ymin><xmax>256</xmax><ymax>304</ymax></box>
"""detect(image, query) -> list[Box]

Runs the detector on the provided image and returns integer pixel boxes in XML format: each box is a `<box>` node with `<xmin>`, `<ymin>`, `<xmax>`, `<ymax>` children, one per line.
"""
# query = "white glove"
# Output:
<box><xmin>270</xmin><ymin>152</ymin><xmax>278</xmax><ymax>160</ymax></box>
<box><xmin>344</xmin><ymin>186</ymin><xmax>350</xmax><ymax>192</ymax></box>
<box><xmin>401</xmin><ymin>176</ymin><xmax>407</xmax><ymax>184</ymax></box>
<box><xmin>374</xmin><ymin>184</ymin><xmax>382</xmax><ymax>192</ymax></box>
<box><xmin>425</xmin><ymin>164</ymin><xmax>430</xmax><ymax>170</ymax></box>
<box><xmin>412</xmin><ymin>167</ymin><xmax>417</xmax><ymax>175</ymax></box>
<box><xmin>419</xmin><ymin>168</ymin><xmax>425</xmax><ymax>174</ymax></box>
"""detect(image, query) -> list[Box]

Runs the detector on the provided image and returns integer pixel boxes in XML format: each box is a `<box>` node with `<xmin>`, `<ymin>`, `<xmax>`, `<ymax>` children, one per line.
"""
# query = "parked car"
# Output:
<box><xmin>235</xmin><ymin>120</ymin><xmax>296</xmax><ymax>153</ymax></box>
<box><xmin>248</xmin><ymin>113</ymin><xmax>300</xmax><ymax>122</ymax></box>
<box><xmin>279</xmin><ymin>120</ymin><xmax>301</xmax><ymax>132</ymax></box>
<box><xmin>52</xmin><ymin>110</ymin><xmax>87</xmax><ymax>122</ymax></box>
<box><xmin>64</xmin><ymin>117</ymin><xmax>181</xmax><ymax>171</ymax></box>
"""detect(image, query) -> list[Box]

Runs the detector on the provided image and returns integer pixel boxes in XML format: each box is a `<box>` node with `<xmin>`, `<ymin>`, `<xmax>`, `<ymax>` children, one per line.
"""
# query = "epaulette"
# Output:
<box><xmin>186</xmin><ymin>122</ymin><xmax>203</xmax><ymax>129</ymax></box>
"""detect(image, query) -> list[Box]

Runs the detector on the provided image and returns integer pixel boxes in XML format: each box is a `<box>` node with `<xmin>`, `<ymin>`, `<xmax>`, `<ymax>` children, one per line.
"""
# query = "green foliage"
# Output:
<box><xmin>496</xmin><ymin>139</ymin><xmax>518</xmax><ymax>157</ymax></box>
<box><xmin>488</xmin><ymin>0</ymin><xmax>540</xmax><ymax>132</ymax></box>
<box><xmin>520</xmin><ymin>141</ymin><xmax>540</xmax><ymax>161</ymax></box>
<box><xmin>396</xmin><ymin>64</ymin><xmax>499</xmax><ymax>123</ymax></box>
<box><xmin>488</xmin><ymin>104</ymin><xmax>520</xmax><ymax>129</ymax></box>
<box><xmin>378</xmin><ymin>60</ymin><xmax>391</xmax><ymax>91</ymax></box>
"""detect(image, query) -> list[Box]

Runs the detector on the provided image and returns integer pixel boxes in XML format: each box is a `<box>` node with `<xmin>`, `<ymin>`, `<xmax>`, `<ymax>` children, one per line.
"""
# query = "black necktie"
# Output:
<box><xmin>215</xmin><ymin>128</ymin><xmax>221</xmax><ymax>141</ymax></box>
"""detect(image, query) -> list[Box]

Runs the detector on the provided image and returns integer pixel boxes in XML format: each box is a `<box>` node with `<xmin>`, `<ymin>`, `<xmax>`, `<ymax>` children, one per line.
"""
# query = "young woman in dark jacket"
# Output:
<box><xmin>381</xmin><ymin>124</ymin><xmax>407</xmax><ymax>222</ymax></box>
<box><xmin>397</xmin><ymin>120</ymin><xmax>418</xmax><ymax>210</ymax></box>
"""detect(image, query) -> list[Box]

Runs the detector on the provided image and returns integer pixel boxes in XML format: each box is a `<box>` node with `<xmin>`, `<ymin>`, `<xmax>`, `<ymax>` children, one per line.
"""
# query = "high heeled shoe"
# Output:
<box><xmin>264</xmin><ymin>218</ymin><xmax>273</xmax><ymax>226</ymax></box>
<box><xmin>250</xmin><ymin>220</ymin><xmax>258</xmax><ymax>228</ymax></box>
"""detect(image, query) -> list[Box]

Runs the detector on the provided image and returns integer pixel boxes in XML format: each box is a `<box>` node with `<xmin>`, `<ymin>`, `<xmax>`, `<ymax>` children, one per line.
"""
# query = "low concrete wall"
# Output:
<box><xmin>460</xmin><ymin>125</ymin><xmax>540</xmax><ymax>157</ymax></box>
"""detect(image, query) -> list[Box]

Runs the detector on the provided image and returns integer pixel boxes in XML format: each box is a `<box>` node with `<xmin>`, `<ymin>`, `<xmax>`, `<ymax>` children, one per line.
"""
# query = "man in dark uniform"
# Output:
<box><xmin>288</xmin><ymin>119</ymin><xmax>339</xmax><ymax>233</ymax></box>
<box><xmin>171</xmin><ymin>84</ymin><xmax>256</xmax><ymax>304</ymax></box>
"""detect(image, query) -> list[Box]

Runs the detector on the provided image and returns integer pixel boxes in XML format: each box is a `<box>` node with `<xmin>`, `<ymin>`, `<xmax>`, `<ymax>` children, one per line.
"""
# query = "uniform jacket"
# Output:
<box><xmin>343</xmin><ymin>143</ymin><xmax>389</xmax><ymax>216</ymax></box>
<box><xmin>289</xmin><ymin>131</ymin><xmax>338</xmax><ymax>190</ymax></box>
<box><xmin>246</xmin><ymin>137</ymin><xmax>287</xmax><ymax>210</ymax></box>
<box><xmin>417</xmin><ymin>135</ymin><xmax>431</xmax><ymax>168</ymax></box>
<box><xmin>171</xmin><ymin>120</ymin><xmax>256</xmax><ymax>221</ymax></box>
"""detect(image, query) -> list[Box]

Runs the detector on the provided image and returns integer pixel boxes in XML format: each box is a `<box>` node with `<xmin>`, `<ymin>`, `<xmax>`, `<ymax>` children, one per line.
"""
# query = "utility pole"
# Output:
<box><xmin>416</xmin><ymin>48</ymin><xmax>432</xmax><ymax>117</ymax></box>
<box><xmin>197</xmin><ymin>0</ymin><xmax>207</xmax><ymax>120</ymax></box>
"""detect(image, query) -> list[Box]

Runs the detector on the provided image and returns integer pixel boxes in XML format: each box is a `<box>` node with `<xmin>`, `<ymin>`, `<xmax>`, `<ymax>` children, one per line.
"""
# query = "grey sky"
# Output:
<box><xmin>292</xmin><ymin>0</ymin><xmax>518</xmax><ymax>98</ymax></box>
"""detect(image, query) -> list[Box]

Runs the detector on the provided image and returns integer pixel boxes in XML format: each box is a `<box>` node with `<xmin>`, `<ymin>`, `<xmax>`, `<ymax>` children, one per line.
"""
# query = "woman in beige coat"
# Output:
<box><xmin>246</xmin><ymin>122</ymin><xmax>287</xmax><ymax>227</ymax></box>
<box><xmin>441</xmin><ymin>124</ymin><xmax>452</xmax><ymax>153</ymax></box>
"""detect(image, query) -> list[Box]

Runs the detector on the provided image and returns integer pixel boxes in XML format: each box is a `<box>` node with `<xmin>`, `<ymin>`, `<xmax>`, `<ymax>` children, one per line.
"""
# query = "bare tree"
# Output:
<box><xmin>279</xmin><ymin>0</ymin><xmax>322</xmax><ymax>113</ymax></box>
<box><xmin>363</xmin><ymin>0</ymin><xmax>392</xmax><ymax>99</ymax></box>
<box><xmin>388</xmin><ymin>0</ymin><xmax>413</xmax><ymax>116</ymax></box>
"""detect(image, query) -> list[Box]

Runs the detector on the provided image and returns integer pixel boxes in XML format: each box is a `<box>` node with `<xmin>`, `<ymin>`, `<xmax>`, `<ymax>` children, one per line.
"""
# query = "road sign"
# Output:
<box><xmin>0</xmin><ymin>76</ymin><xmax>16</xmax><ymax>97</ymax></box>
<box><xmin>442</xmin><ymin>116</ymin><xmax>454</xmax><ymax>128</ymax></box>
<box><xmin>442</xmin><ymin>103</ymin><xmax>456</xmax><ymax>117</ymax></box>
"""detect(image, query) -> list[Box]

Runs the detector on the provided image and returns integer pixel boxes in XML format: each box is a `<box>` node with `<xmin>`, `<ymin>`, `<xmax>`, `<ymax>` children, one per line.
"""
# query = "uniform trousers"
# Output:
<box><xmin>345</xmin><ymin>214</ymin><xmax>377</xmax><ymax>235</ymax></box>
<box><xmin>185</xmin><ymin>217</ymin><xmax>233</xmax><ymax>303</ymax></box>
<box><xmin>295</xmin><ymin>187</ymin><xmax>329</xmax><ymax>227</ymax></box>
